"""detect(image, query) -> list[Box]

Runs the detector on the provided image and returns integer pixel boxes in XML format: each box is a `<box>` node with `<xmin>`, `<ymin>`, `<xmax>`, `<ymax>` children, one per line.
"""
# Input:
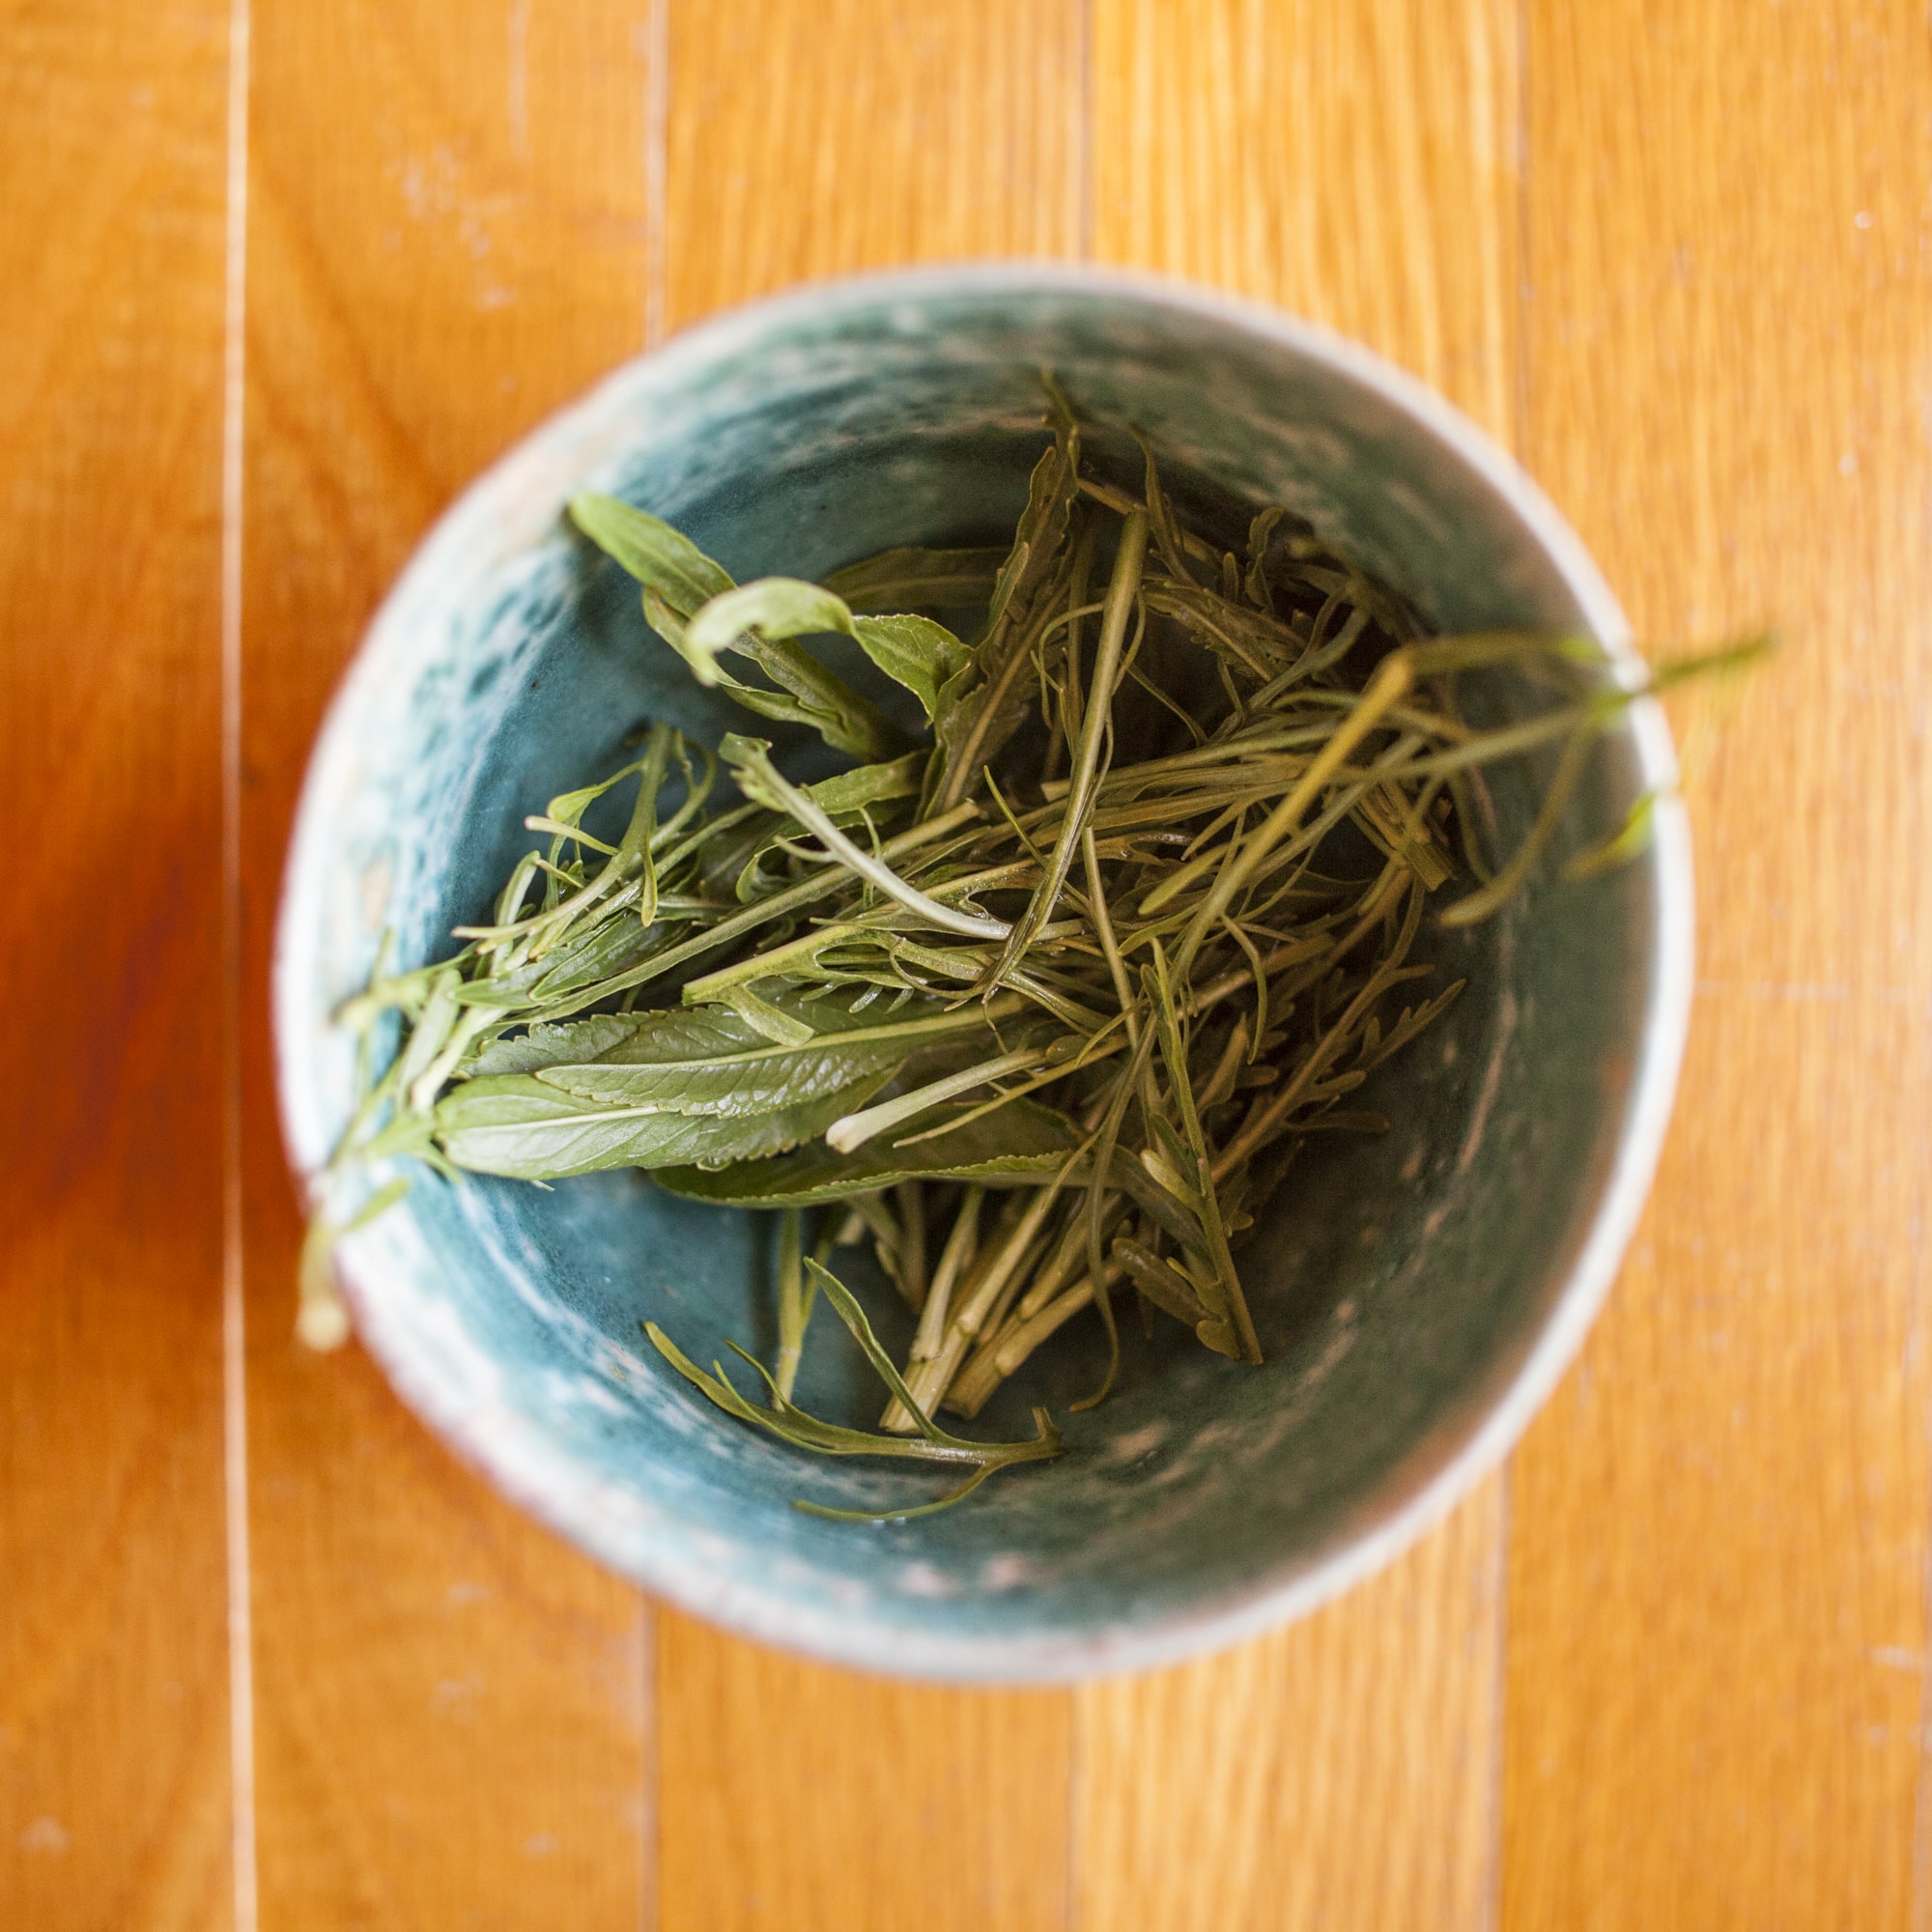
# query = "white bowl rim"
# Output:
<box><xmin>274</xmin><ymin>259</ymin><xmax>1691</xmax><ymax>1683</ymax></box>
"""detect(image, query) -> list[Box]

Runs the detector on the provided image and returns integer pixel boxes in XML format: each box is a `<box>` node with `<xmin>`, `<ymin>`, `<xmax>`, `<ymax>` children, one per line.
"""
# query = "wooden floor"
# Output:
<box><xmin>4</xmin><ymin>2</ymin><xmax>1927</xmax><ymax>1924</ymax></box>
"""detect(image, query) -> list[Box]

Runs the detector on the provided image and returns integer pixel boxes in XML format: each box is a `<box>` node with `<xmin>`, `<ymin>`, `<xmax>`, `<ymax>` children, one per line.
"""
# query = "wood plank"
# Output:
<box><xmin>664</xmin><ymin>0</ymin><xmax>1086</xmax><ymax>329</ymax></box>
<box><xmin>0</xmin><ymin>2</ymin><xmax>234</xmax><ymax>1926</ymax></box>
<box><xmin>1077</xmin><ymin>1502</ymin><xmax>1505</xmax><ymax>1931</ymax></box>
<box><xmin>239</xmin><ymin>3</ymin><xmax>657</xmax><ymax>1922</ymax></box>
<box><xmin>1503</xmin><ymin>4</ymin><xmax>1932</xmax><ymax>1926</ymax></box>
<box><xmin>1080</xmin><ymin>5</ymin><xmax>1518</xmax><ymax>1925</ymax></box>
<box><xmin>1092</xmin><ymin>0</ymin><xmax>1519</xmax><ymax>439</ymax></box>
<box><xmin>659</xmin><ymin>1618</ymin><xmax>1072</xmax><ymax>1932</ymax></box>
<box><xmin>654</xmin><ymin>7</ymin><xmax>1083</xmax><ymax>1929</ymax></box>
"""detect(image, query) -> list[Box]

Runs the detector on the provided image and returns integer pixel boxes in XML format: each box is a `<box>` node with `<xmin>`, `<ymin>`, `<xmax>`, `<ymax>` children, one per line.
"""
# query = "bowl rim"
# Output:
<box><xmin>274</xmin><ymin>259</ymin><xmax>1692</xmax><ymax>1682</ymax></box>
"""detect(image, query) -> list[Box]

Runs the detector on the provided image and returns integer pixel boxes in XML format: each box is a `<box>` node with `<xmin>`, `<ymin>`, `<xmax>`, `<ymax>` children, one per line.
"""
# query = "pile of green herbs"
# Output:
<box><xmin>305</xmin><ymin>383</ymin><xmax>1754</xmax><ymax>1520</ymax></box>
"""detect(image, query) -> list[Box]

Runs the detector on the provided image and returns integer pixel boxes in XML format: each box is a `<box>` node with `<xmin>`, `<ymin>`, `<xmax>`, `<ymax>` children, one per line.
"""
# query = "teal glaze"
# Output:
<box><xmin>274</xmin><ymin>267</ymin><xmax>1690</xmax><ymax>1681</ymax></box>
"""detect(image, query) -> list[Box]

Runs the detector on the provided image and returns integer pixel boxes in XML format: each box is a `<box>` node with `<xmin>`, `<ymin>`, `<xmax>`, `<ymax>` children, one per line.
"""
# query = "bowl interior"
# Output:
<box><xmin>278</xmin><ymin>276</ymin><xmax>1673</xmax><ymax>1677</ymax></box>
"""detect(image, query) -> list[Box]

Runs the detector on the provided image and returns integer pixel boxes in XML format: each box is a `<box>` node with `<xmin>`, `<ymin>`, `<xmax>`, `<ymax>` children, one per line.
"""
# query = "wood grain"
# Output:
<box><xmin>238</xmin><ymin>3</ymin><xmax>656</xmax><ymax>1922</ymax></box>
<box><xmin>654</xmin><ymin>6</ymin><xmax>1083</xmax><ymax>1929</ymax></box>
<box><xmin>1076</xmin><ymin>1502</ymin><xmax>1505</xmax><ymax>1932</ymax></box>
<box><xmin>664</xmin><ymin>0</ymin><xmax>1085</xmax><ymax>331</ymax></box>
<box><xmin>0</xmin><ymin>2</ymin><xmax>235</xmax><ymax>1925</ymax></box>
<box><xmin>1081</xmin><ymin>6</ymin><xmax>1518</xmax><ymax>1925</ymax></box>
<box><xmin>659</xmin><ymin>1618</ymin><xmax>1071</xmax><ymax>1932</ymax></box>
<box><xmin>1502</xmin><ymin>3</ymin><xmax>1932</xmax><ymax>1927</ymax></box>
<box><xmin>16</xmin><ymin>6</ymin><xmax>1932</xmax><ymax>1925</ymax></box>
<box><xmin>1091</xmin><ymin>0</ymin><xmax>1519</xmax><ymax>440</ymax></box>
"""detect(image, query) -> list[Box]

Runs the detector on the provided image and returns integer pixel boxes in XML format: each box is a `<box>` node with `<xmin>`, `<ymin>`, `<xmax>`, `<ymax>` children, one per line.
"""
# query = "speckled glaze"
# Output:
<box><xmin>274</xmin><ymin>266</ymin><xmax>1690</xmax><ymax>1682</ymax></box>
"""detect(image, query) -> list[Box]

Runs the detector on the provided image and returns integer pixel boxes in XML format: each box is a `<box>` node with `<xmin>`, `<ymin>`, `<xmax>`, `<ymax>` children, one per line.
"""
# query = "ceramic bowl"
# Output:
<box><xmin>274</xmin><ymin>265</ymin><xmax>1690</xmax><ymax>1681</ymax></box>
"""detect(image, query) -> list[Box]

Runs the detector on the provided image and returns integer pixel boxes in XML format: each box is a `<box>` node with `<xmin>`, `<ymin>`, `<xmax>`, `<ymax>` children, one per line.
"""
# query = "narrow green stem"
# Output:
<box><xmin>987</xmin><ymin>510</ymin><xmax>1149</xmax><ymax>987</ymax></box>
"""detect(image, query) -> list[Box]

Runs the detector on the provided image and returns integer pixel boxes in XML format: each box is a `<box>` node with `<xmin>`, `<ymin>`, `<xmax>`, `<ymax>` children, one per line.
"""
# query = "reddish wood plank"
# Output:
<box><xmin>0</xmin><ymin>1</ymin><xmax>235</xmax><ymax>1925</ymax></box>
<box><xmin>1503</xmin><ymin>4</ymin><xmax>1932</xmax><ymax>1926</ymax></box>
<box><xmin>239</xmin><ymin>2</ymin><xmax>657</xmax><ymax>1921</ymax></box>
<box><xmin>654</xmin><ymin>6</ymin><xmax>1083</xmax><ymax>1928</ymax></box>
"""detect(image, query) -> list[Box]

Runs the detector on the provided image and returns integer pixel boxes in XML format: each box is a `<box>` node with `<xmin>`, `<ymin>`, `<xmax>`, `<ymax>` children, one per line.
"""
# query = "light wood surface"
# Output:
<box><xmin>0</xmin><ymin>3</ymin><xmax>234</xmax><ymax>1926</ymax></box>
<box><xmin>1501</xmin><ymin>5</ymin><xmax>1932</xmax><ymax>1926</ymax></box>
<box><xmin>4</xmin><ymin>2</ymin><xmax>1927</xmax><ymax>1926</ymax></box>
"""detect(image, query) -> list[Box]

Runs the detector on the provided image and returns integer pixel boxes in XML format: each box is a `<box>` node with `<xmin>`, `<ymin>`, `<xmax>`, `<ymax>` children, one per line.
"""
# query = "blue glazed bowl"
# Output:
<box><xmin>275</xmin><ymin>266</ymin><xmax>1690</xmax><ymax>1681</ymax></box>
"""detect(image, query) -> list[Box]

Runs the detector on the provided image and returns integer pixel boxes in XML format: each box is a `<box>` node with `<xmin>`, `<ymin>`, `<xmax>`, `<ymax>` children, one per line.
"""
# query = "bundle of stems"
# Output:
<box><xmin>306</xmin><ymin>383</ymin><xmax>1760</xmax><ymax>1517</ymax></box>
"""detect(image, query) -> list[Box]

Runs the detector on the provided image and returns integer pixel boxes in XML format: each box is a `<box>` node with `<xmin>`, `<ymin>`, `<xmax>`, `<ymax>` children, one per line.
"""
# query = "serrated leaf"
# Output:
<box><xmin>651</xmin><ymin>1096</ymin><xmax>1083</xmax><ymax>1207</ymax></box>
<box><xmin>929</xmin><ymin>551</ymin><xmax>1073</xmax><ymax>807</ymax></box>
<box><xmin>568</xmin><ymin>493</ymin><xmax>733</xmax><ymax>616</ymax></box>
<box><xmin>998</xmin><ymin>393</ymin><xmax>1081</xmax><ymax>623</ymax></box>
<box><xmin>469</xmin><ymin>1013</ymin><xmax>643</xmax><ymax>1076</ymax></box>
<box><xmin>435</xmin><ymin>1067</ymin><xmax>891</xmax><ymax>1179</ymax></box>
<box><xmin>981</xmin><ymin>537</ymin><xmax>1032</xmax><ymax>642</ymax></box>
<box><xmin>538</xmin><ymin>996</ymin><xmax>997</xmax><ymax>1116</ymax></box>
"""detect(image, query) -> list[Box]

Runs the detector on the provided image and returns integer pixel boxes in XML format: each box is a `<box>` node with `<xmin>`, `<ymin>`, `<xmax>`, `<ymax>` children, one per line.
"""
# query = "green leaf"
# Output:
<box><xmin>728</xmin><ymin>755</ymin><xmax>923</xmax><ymax>900</ymax></box>
<box><xmin>640</xmin><ymin>1318</ymin><xmax>1063</xmax><ymax>1522</ymax></box>
<box><xmin>714</xmin><ymin>984</ymin><xmax>818</xmax><ymax>1046</ymax></box>
<box><xmin>537</xmin><ymin>997</ymin><xmax>999</xmax><ymax>1115</ymax></box>
<box><xmin>508</xmin><ymin>903</ymin><xmax>676</xmax><ymax>1005</ymax></box>
<box><xmin>393</xmin><ymin>968</ymin><xmax>462</xmax><ymax>1098</ymax></box>
<box><xmin>1131</xmin><ymin>425</ymin><xmax>1200</xmax><ymax>588</ymax></box>
<box><xmin>718</xmin><ymin>735</ymin><xmax>1011</xmax><ymax>942</ymax></box>
<box><xmin>681</xmin><ymin>579</ymin><xmax>906</xmax><ymax>760</ymax></box>
<box><xmin>851</xmin><ymin>613</ymin><xmax>970</xmax><ymax>722</ymax></box>
<box><xmin>568</xmin><ymin>493</ymin><xmax>734</xmax><ymax>617</ymax></box>
<box><xmin>651</xmin><ymin>1096</ymin><xmax>1083</xmax><ymax>1207</ymax></box>
<box><xmin>994</xmin><ymin>407</ymin><xmax>1080</xmax><ymax>628</ymax></box>
<box><xmin>641</xmin><ymin>1263</ymin><xmax>1064</xmax><ymax>1520</ymax></box>
<box><xmin>802</xmin><ymin>1259</ymin><xmax>950</xmax><ymax>1442</ymax></box>
<box><xmin>821</xmin><ymin>545</ymin><xmax>1009</xmax><ymax>612</ymax></box>
<box><xmin>792</xmin><ymin>751</ymin><xmax>926</xmax><ymax>818</ymax></box>
<box><xmin>469</xmin><ymin>1013</ymin><xmax>642</xmax><ymax>1076</ymax></box>
<box><xmin>683</xmin><ymin>578</ymin><xmax>857</xmax><ymax>676</ymax></box>
<box><xmin>1142</xmin><ymin>581</ymin><xmax>1301</xmax><ymax>681</ymax></box>
<box><xmin>926</xmin><ymin>390</ymin><xmax>1082</xmax><ymax>807</ymax></box>
<box><xmin>1113</xmin><ymin>1236</ymin><xmax>1211</xmax><ymax>1328</ymax></box>
<box><xmin>434</xmin><ymin>1068</ymin><xmax>890</xmax><ymax>1179</ymax></box>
